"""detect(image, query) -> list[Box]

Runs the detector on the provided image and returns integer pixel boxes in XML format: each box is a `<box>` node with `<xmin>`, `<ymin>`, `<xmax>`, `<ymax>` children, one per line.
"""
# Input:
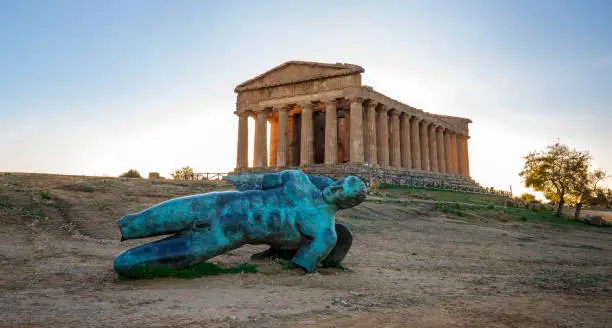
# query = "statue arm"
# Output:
<box><xmin>292</xmin><ymin>214</ymin><xmax>337</xmax><ymax>273</ymax></box>
<box><xmin>223</xmin><ymin>173</ymin><xmax>284</xmax><ymax>191</ymax></box>
<box><xmin>224</xmin><ymin>170</ymin><xmax>326</xmax><ymax>191</ymax></box>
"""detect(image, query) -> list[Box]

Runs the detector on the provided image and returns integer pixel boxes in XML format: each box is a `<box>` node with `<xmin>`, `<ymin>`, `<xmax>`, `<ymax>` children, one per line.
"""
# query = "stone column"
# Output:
<box><xmin>299</xmin><ymin>103</ymin><xmax>314</xmax><ymax>166</ymax></box>
<box><xmin>364</xmin><ymin>101</ymin><xmax>378</xmax><ymax>165</ymax></box>
<box><xmin>400</xmin><ymin>114</ymin><xmax>411</xmax><ymax>168</ymax></box>
<box><xmin>463</xmin><ymin>136</ymin><xmax>470</xmax><ymax>177</ymax></box>
<box><xmin>457</xmin><ymin>135</ymin><xmax>469</xmax><ymax>177</ymax></box>
<box><xmin>428</xmin><ymin>123</ymin><xmax>438</xmax><ymax>172</ymax></box>
<box><xmin>254</xmin><ymin>110</ymin><xmax>269</xmax><ymax>168</ymax></box>
<box><xmin>419</xmin><ymin>120</ymin><xmax>430</xmax><ymax>171</ymax></box>
<box><xmin>276</xmin><ymin>107</ymin><xmax>289</xmax><ymax>167</ymax></box>
<box><xmin>324</xmin><ymin>100</ymin><xmax>338</xmax><ymax>165</ymax></box>
<box><xmin>376</xmin><ymin>105</ymin><xmax>389</xmax><ymax>166</ymax></box>
<box><xmin>457</xmin><ymin>135</ymin><xmax>465</xmax><ymax>176</ymax></box>
<box><xmin>235</xmin><ymin>111</ymin><xmax>249</xmax><ymax>169</ymax></box>
<box><xmin>450</xmin><ymin>132</ymin><xmax>458</xmax><ymax>175</ymax></box>
<box><xmin>436</xmin><ymin>126</ymin><xmax>446</xmax><ymax>174</ymax></box>
<box><xmin>349</xmin><ymin>98</ymin><xmax>364</xmax><ymax>164</ymax></box>
<box><xmin>443</xmin><ymin>129</ymin><xmax>452</xmax><ymax>174</ymax></box>
<box><xmin>410</xmin><ymin>117</ymin><xmax>421</xmax><ymax>170</ymax></box>
<box><xmin>344</xmin><ymin>104</ymin><xmax>350</xmax><ymax>163</ymax></box>
<box><xmin>269</xmin><ymin>119</ymin><xmax>278</xmax><ymax>167</ymax></box>
<box><xmin>389</xmin><ymin>110</ymin><xmax>401</xmax><ymax>168</ymax></box>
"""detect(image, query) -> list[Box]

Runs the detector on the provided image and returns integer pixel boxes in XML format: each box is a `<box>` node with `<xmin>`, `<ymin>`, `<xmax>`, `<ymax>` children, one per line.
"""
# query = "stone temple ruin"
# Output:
<box><xmin>231</xmin><ymin>61</ymin><xmax>490</xmax><ymax>192</ymax></box>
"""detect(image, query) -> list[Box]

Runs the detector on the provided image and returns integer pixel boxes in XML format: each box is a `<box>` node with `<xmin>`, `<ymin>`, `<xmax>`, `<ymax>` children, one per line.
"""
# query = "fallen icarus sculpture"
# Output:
<box><xmin>114</xmin><ymin>170</ymin><xmax>367</xmax><ymax>276</ymax></box>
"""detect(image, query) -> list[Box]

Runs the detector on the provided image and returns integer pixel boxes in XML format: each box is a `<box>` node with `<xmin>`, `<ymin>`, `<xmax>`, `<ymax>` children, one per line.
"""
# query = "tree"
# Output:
<box><xmin>519</xmin><ymin>193</ymin><xmax>536</xmax><ymax>203</ymax></box>
<box><xmin>171</xmin><ymin>166</ymin><xmax>195</xmax><ymax>180</ymax></box>
<box><xmin>519</xmin><ymin>142</ymin><xmax>590</xmax><ymax>217</ymax></box>
<box><xmin>120</xmin><ymin>169</ymin><xmax>142</xmax><ymax>178</ymax></box>
<box><xmin>571</xmin><ymin>169</ymin><xmax>607</xmax><ymax>219</ymax></box>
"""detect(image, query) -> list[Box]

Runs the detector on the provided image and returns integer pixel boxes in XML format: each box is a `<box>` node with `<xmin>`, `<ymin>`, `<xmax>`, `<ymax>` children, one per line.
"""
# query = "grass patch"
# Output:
<box><xmin>117</xmin><ymin>262</ymin><xmax>257</xmax><ymax>279</ymax></box>
<box><xmin>22</xmin><ymin>207</ymin><xmax>44</xmax><ymax>219</ymax></box>
<box><xmin>578</xmin><ymin>244</ymin><xmax>604</xmax><ymax>250</ymax></box>
<box><xmin>81</xmin><ymin>184</ymin><xmax>94</xmax><ymax>192</ymax></box>
<box><xmin>39</xmin><ymin>190</ymin><xmax>52</xmax><ymax>200</ymax></box>
<box><xmin>378</xmin><ymin>184</ymin><xmax>509</xmax><ymax>206</ymax></box>
<box><xmin>0</xmin><ymin>195</ymin><xmax>11</xmax><ymax>208</ymax></box>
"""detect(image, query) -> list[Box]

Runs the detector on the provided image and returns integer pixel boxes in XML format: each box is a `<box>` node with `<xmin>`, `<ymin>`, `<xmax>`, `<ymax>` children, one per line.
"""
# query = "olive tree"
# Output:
<box><xmin>571</xmin><ymin>169</ymin><xmax>607</xmax><ymax>219</ymax></box>
<box><xmin>519</xmin><ymin>142</ymin><xmax>590</xmax><ymax>217</ymax></box>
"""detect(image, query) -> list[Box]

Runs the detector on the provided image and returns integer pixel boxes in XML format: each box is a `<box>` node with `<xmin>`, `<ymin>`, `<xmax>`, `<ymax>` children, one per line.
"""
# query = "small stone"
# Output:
<box><xmin>230</xmin><ymin>315</ymin><xmax>237</xmax><ymax>320</ymax></box>
<box><xmin>340</xmin><ymin>300</ymin><xmax>349</xmax><ymax>306</ymax></box>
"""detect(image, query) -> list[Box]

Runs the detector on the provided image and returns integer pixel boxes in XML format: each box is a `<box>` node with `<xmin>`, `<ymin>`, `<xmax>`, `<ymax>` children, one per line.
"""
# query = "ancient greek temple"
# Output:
<box><xmin>232</xmin><ymin>61</ymin><xmax>473</xmax><ymax>185</ymax></box>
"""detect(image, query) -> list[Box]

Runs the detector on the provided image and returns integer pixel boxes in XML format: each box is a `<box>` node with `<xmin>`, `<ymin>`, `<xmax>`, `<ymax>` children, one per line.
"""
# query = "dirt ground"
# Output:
<box><xmin>1</xmin><ymin>173</ymin><xmax>611</xmax><ymax>328</ymax></box>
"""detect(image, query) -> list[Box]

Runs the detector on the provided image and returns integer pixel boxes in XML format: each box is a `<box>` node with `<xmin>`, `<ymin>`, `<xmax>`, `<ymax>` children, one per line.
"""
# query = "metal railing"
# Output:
<box><xmin>192</xmin><ymin>172</ymin><xmax>229</xmax><ymax>181</ymax></box>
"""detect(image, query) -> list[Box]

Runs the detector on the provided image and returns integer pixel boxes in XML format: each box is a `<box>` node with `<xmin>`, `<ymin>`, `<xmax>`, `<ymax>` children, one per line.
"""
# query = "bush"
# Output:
<box><xmin>120</xmin><ymin>169</ymin><xmax>142</xmax><ymax>178</ymax></box>
<box><xmin>39</xmin><ymin>190</ymin><xmax>52</xmax><ymax>200</ymax></box>
<box><xmin>172</xmin><ymin>166</ymin><xmax>195</xmax><ymax>180</ymax></box>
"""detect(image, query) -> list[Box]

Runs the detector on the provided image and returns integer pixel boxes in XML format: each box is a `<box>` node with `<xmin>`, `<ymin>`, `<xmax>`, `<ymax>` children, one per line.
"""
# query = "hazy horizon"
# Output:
<box><xmin>1</xmin><ymin>0</ymin><xmax>611</xmax><ymax>197</ymax></box>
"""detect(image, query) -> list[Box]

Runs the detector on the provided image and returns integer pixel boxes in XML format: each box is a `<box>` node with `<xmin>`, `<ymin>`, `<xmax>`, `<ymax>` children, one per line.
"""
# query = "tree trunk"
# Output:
<box><xmin>555</xmin><ymin>191</ymin><xmax>565</xmax><ymax>217</ymax></box>
<box><xmin>574</xmin><ymin>202</ymin><xmax>582</xmax><ymax>220</ymax></box>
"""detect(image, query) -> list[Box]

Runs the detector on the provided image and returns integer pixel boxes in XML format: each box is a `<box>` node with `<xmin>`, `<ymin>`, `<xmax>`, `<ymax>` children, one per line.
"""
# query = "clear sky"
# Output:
<box><xmin>1</xmin><ymin>0</ymin><xmax>611</xmax><ymax>196</ymax></box>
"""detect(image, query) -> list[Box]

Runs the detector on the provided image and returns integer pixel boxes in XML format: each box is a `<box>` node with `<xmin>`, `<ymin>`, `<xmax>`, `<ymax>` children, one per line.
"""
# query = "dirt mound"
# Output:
<box><xmin>1</xmin><ymin>173</ymin><xmax>611</xmax><ymax>328</ymax></box>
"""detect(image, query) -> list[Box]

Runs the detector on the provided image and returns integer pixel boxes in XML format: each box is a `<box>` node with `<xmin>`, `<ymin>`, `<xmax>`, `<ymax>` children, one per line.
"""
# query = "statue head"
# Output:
<box><xmin>323</xmin><ymin>176</ymin><xmax>367</xmax><ymax>209</ymax></box>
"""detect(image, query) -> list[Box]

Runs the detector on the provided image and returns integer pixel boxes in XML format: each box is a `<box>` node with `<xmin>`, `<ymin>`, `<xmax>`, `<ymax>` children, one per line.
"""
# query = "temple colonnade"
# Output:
<box><xmin>235</xmin><ymin>97</ymin><xmax>470</xmax><ymax>177</ymax></box>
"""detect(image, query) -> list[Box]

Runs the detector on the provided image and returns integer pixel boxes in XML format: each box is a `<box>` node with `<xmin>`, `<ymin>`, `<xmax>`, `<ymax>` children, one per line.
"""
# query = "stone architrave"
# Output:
<box><xmin>377</xmin><ymin>106</ymin><xmax>390</xmax><ymax>166</ymax></box>
<box><xmin>389</xmin><ymin>110</ymin><xmax>401</xmax><ymax>168</ymax></box>
<box><xmin>276</xmin><ymin>107</ymin><xmax>290</xmax><ymax>167</ymax></box>
<box><xmin>436</xmin><ymin>126</ymin><xmax>445</xmax><ymax>174</ymax></box>
<box><xmin>254</xmin><ymin>110</ymin><xmax>269</xmax><ymax>168</ymax></box>
<box><xmin>410</xmin><ymin>117</ymin><xmax>421</xmax><ymax>170</ymax></box>
<box><xmin>349</xmin><ymin>98</ymin><xmax>364</xmax><ymax>164</ymax></box>
<box><xmin>419</xmin><ymin>120</ymin><xmax>430</xmax><ymax>171</ymax></box>
<box><xmin>235</xmin><ymin>111</ymin><xmax>249</xmax><ymax>169</ymax></box>
<box><xmin>364</xmin><ymin>101</ymin><xmax>378</xmax><ymax>165</ymax></box>
<box><xmin>324</xmin><ymin>100</ymin><xmax>338</xmax><ymax>165</ymax></box>
<box><xmin>300</xmin><ymin>103</ymin><xmax>314</xmax><ymax>166</ymax></box>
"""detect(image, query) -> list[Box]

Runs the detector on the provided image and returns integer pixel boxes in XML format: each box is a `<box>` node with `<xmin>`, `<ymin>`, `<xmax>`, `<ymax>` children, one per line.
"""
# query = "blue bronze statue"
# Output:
<box><xmin>114</xmin><ymin>170</ymin><xmax>367</xmax><ymax>275</ymax></box>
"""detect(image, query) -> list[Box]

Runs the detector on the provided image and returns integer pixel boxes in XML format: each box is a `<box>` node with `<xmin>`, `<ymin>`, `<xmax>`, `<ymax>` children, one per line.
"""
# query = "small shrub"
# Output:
<box><xmin>120</xmin><ymin>169</ymin><xmax>142</xmax><ymax>178</ymax></box>
<box><xmin>487</xmin><ymin>204</ymin><xmax>495</xmax><ymax>210</ymax></box>
<box><xmin>456</xmin><ymin>210</ymin><xmax>465</xmax><ymax>217</ymax></box>
<box><xmin>39</xmin><ymin>190</ymin><xmax>52</xmax><ymax>200</ymax></box>
<box><xmin>81</xmin><ymin>184</ymin><xmax>94</xmax><ymax>192</ymax></box>
<box><xmin>519</xmin><ymin>216</ymin><xmax>527</xmax><ymax>221</ymax></box>
<box><xmin>172</xmin><ymin>166</ymin><xmax>195</xmax><ymax>180</ymax></box>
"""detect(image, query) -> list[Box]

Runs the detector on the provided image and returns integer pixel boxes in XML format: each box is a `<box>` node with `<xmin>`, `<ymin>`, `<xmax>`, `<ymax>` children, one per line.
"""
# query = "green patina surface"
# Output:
<box><xmin>114</xmin><ymin>170</ymin><xmax>367</xmax><ymax>276</ymax></box>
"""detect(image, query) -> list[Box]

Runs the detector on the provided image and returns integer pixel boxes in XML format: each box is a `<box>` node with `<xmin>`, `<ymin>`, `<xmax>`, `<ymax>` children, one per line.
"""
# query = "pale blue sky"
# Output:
<box><xmin>1</xmin><ymin>0</ymin><xmax>611</xmax><ymax>195</ymax></box>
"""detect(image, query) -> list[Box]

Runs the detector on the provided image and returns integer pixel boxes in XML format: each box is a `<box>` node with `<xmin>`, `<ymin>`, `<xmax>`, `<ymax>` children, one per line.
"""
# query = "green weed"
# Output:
<box><xmin>117</xmin><ymin>262</ymin><xmax>257</xmax><ymax>279</ymax></box>
<box><xmin>39</xmin><ymin>190</ymin><xmax>52</xmax><ymax>200</ymax></box>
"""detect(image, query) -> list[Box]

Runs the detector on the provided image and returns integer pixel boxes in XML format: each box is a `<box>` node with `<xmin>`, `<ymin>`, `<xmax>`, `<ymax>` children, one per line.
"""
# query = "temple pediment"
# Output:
<box><xmin>234</xmin><ymin>61</ymin><xmax>364</xmax><ymax>92</ymax></box>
